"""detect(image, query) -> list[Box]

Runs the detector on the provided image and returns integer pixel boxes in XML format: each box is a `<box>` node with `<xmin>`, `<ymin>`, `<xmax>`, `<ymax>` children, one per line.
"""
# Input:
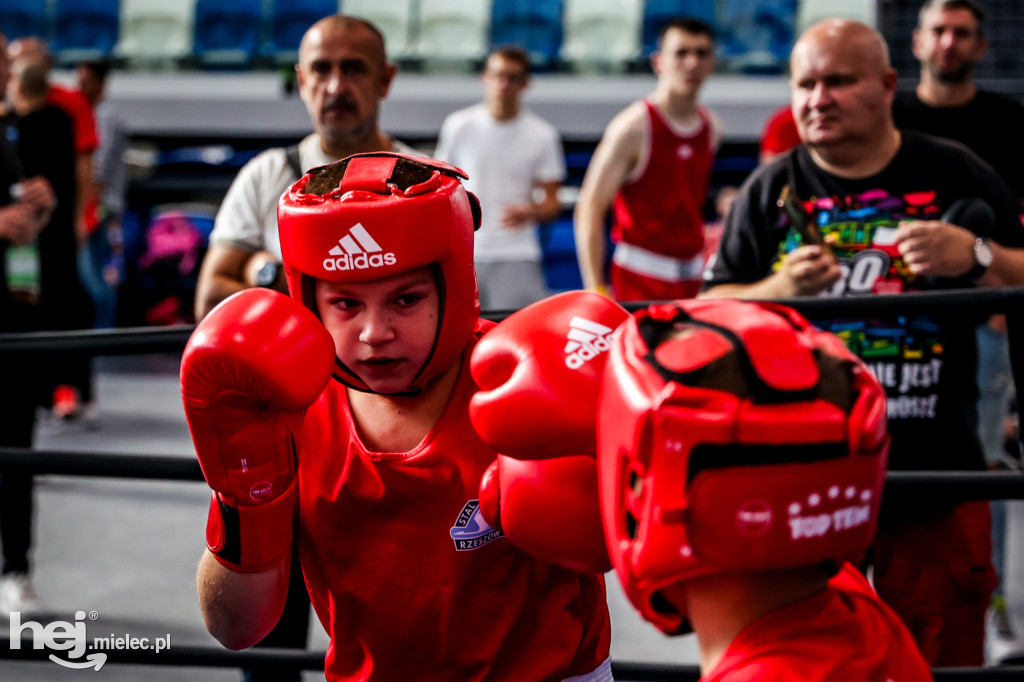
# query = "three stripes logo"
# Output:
<box><xmin>564</xmin><ymin>316</ymin><xmax>614</xmax><ymax>369</ymax></box>
<box><xmin>322</xmin><ymin>223</ymin><xmax>397</xmax><ymax>271</ymax></box>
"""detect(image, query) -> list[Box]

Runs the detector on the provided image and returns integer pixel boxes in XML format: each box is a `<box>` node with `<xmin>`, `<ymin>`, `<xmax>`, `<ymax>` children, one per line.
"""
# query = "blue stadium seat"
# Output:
<box><xmin>540</xmin><ymin>217</ymin><xmax>583</xmax><ymax>292</ymax></box>
<box><xmin>641</xmin><ymin>0</ymin><xmax>716</xmax><ymax>60</ymax></box>
<box><xmin>192</xmin><ymin>0</ymin><xmax>263</xmax><ymax>68</ymax></box>
<box><xmin>719</xmin><ymin>0</ymin><xmax>796</xmax><ymax>74</ymax></box>
<box><xmin>265</xmin><ymin>0</ymin><xmax>338</xmax><ymax>65</ymax></box>
<box><xmin>51</xmin><ymin>0</ymin><xmax>120</xmax><ymax>65</ymax></box>
<box><xmin>490</xmin><ymin>0</ymin><xmax>564</xmax><ymax>70</ymax></box>
<box><xmin>0</xmin><ymin>0</ymin><xmax>49</xmax><ymax>42</ymax></box>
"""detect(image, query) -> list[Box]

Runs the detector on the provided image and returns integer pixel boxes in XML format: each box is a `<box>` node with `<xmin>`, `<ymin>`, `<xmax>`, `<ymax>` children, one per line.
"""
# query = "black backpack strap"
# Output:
<box><xmin>284</xmin><ymin>143</ymin><xmax>302</xmax><ymax>179</ymax></box>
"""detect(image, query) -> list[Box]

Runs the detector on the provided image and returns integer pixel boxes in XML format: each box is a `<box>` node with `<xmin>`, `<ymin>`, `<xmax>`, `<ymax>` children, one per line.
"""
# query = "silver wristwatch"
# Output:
<box><xmin>966</xmin><ymin>237</ymin><xmax>993</xmax><ymax>280</ymax></box>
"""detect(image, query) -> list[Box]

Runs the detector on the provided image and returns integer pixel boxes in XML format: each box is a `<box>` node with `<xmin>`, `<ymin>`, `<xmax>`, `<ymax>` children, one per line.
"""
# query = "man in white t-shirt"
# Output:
<box><xmin>194</xmin><ymin>15</ymin><xmax>414</xmax><ymax>320</ymax></box>
<box><xmin>434</xmin><ymin>45</ymin><xmax>565</xmax><ymax>311</ymax></box>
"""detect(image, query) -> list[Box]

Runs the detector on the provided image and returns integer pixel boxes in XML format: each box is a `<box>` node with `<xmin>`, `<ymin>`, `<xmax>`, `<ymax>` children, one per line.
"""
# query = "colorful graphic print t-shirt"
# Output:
<box><xmin>704</xmin><ymin>130</ymin><xmax>1024</xmax><ymax>478</ymax></box>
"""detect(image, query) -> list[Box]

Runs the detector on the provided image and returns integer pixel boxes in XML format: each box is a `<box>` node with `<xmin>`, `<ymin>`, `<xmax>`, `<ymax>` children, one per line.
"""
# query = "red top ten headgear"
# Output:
<box><xmin>278</xmin><ymin>152</ymin><xmax>480</xmax><ymax>394</ymax></box>
<box><xmin>598</xmin><ymin>299</ymin><xmax>890</xmax><ymax>635</ymax></box>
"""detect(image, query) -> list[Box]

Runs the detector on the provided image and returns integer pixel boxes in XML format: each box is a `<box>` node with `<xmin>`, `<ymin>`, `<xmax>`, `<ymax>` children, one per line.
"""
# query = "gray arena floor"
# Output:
<box><xmin>1</xmin><ymin>354</ymin><xmax>1021</xmax><ymax>679</ymax></box>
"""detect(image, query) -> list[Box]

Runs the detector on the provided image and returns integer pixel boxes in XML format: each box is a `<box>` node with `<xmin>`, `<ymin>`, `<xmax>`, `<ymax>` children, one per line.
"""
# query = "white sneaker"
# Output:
<box><xmin>0</xmin><ymin>573</ymin><xmax>46</xmax><ymax>618</ymax></box>
<box><xmin>993</xmin><ymin>605</ymin><xmax>1018</xmax><ymax>641</ymax></box>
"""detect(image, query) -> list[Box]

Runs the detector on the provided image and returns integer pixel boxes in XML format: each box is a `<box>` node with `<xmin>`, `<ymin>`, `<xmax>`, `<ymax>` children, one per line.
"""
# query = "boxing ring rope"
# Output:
<box><xmin>1</xmin><ymin>449</ymin><xmax>1023</xmax><ymax>500</ymax></box>
<box><xmin>0</xmin><ymin>284</ymin><xmax>1021</xmax><ymax>354</ymax></box>
<box><xmin>0</xmin><ymin>286</ymin><xmax>1022</xmax><ymax>679</ymax></box>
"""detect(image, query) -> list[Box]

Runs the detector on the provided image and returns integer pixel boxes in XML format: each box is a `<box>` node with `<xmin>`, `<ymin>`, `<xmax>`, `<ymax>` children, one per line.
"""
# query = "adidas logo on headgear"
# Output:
<box><xmin>322</xmin><ymin>223</ymin><xmax>397</xmax><ymax>271</ymax></box>
<box><xmin>564</xmin><ymin>317</ymin><xmax>614</xmax><ymax>369</ymax></box>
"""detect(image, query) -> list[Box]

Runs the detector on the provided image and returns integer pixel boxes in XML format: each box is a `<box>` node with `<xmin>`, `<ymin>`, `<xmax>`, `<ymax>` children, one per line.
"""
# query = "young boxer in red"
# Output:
<box><xmin>182</xmin><ymin>153</ymin><xmax>622</xmax><ymax>681</ymax></box>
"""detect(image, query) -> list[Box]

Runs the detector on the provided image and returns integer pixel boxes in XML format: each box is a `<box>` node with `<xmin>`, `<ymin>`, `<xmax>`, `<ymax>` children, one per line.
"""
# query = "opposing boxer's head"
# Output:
<box><xmin>599</xmin><ymin>298</ymin><xmax>889</xmax><ymax>634</ymax></box>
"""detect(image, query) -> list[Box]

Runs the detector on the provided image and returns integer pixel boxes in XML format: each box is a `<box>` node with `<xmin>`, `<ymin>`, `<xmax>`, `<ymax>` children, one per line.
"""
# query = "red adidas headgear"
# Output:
<box><xmin>598</xmin><ymin>299</ymin><xmax>889</xmax><ymax>635</ymax></box>
<box><xmin>278</xmin><ymin>152</ymin><xmax>480</xmax><ymax>394</ymax></box>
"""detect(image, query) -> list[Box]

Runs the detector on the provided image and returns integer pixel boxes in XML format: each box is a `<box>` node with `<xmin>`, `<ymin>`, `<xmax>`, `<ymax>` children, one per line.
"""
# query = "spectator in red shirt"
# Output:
<box><xmin>759</xmin><ymin>104</ymin><xmax>800</xmax><ymax>164</ymax></box>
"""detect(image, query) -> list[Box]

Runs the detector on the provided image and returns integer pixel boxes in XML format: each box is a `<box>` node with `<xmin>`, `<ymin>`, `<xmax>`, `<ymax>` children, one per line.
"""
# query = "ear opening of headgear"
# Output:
<box><xmin>278</xmin><ymin>152</ymin><xmax>480</xmax><ymax>395</ymax></box>
<box><xmin>598</xmin><ymin>299</ymin><xmax>890</xmax><ymax>636</ymax></box>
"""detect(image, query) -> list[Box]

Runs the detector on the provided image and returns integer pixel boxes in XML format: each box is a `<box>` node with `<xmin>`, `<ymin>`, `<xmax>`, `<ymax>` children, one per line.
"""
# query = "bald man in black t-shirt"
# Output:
<box><xmin>702</xmin><ymin>17</ymin><xmax>1024</xmax><ymax>667</ymax></box>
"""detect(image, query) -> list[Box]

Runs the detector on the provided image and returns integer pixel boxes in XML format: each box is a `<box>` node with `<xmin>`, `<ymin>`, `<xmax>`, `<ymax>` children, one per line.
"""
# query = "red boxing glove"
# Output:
<box><xmin>470</xmin><ymin>291</ymin><xmax>626</xmax><ymax>572</ymax></box>
<box><xmin>469</xmin><ymin>290</ymin><xmax>629</xmax><ymax>458</ymax></box>
<box><xmin>479</xmin><ymin>455</ymin><xmax>611</xmax><ymax>574</ymax></box>
<box><xmin>181</xmin><ymin>288</ymin><xmax>335</xmax><ymax>572</ymax></box>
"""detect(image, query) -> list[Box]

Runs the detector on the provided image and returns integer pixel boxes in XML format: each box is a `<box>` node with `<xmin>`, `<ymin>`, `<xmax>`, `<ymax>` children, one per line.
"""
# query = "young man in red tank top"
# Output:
<box><xmin>575</xmin><ymin>17</ymin><xmax>721</xmax><ymax>302</ymax></box>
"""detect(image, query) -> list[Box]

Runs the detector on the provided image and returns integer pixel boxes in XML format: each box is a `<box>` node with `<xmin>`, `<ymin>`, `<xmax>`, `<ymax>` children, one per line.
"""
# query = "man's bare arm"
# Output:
<box><xmin>0</xmin><ymin>176</ymin><xmax>55</xmax><ymax>245</ymax></box>
<box><xmin>700</xmin><ymin>246</ymin><xmax>841</xmax><ymax>300</ymax></box>
<box><xmin>894</xmin><ymin>220</ymin><xmax>1024</xmax><ymax>287</ymax></box>
<box><xmin>984</xmin><ymin>242</ymin><xmax>1024</xmax><ymax>286</ymax></box>
<box><xmin>501</xmin><ymin>179</ymin><xmax>563</xmax><ymax>228</ymax></box>
<box><xmin>196</xmin><ymin>245</ymin><xmax>290</xmax><ymax>321</ymax></box>
<box><xmin>573</xmin><ymin>108</ymin><xmax>643</xmax><ymax>293</ymax></box>
<box><xmin>194</xmin><ymin>245</ymin><xmax>252</xmax><ymax>321</ymax></box>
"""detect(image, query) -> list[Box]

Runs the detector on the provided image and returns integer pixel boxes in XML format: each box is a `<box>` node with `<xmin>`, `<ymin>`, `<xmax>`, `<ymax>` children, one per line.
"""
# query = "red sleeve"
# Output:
<box><xmin>760</xmin><ymin>107</ymin><xmax>801</xmax><ymax>158</ymax></box>
<box><xmin>46</xmin><ymin>86</ymin><xmax>99</xmax><ymax>156</ymax></box>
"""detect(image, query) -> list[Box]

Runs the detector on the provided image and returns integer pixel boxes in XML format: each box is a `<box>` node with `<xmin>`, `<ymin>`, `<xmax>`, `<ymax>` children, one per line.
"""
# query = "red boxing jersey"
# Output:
<box><xmin>611</xmin><ymin>99</ymin><xmax>713</xmax><ymax>260</ymax></box>
<box><xmin>46</xmin><ymin>84</ymin><xmax>98</xmax><ymax>156</ymax></box>
<box><xmin>702</xmin><ymin>563</ymin><xmax>933</xmax><ymax>681</ymax></box>
<box><xmin>296</xmin><ymin>339</ymin><xmax>611</xmax><ymax>682</ymax></box>
<box><xmin>759</xmin><ymin>106</ymin><xmax>800</xmax><ymax>159</ymax></box>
